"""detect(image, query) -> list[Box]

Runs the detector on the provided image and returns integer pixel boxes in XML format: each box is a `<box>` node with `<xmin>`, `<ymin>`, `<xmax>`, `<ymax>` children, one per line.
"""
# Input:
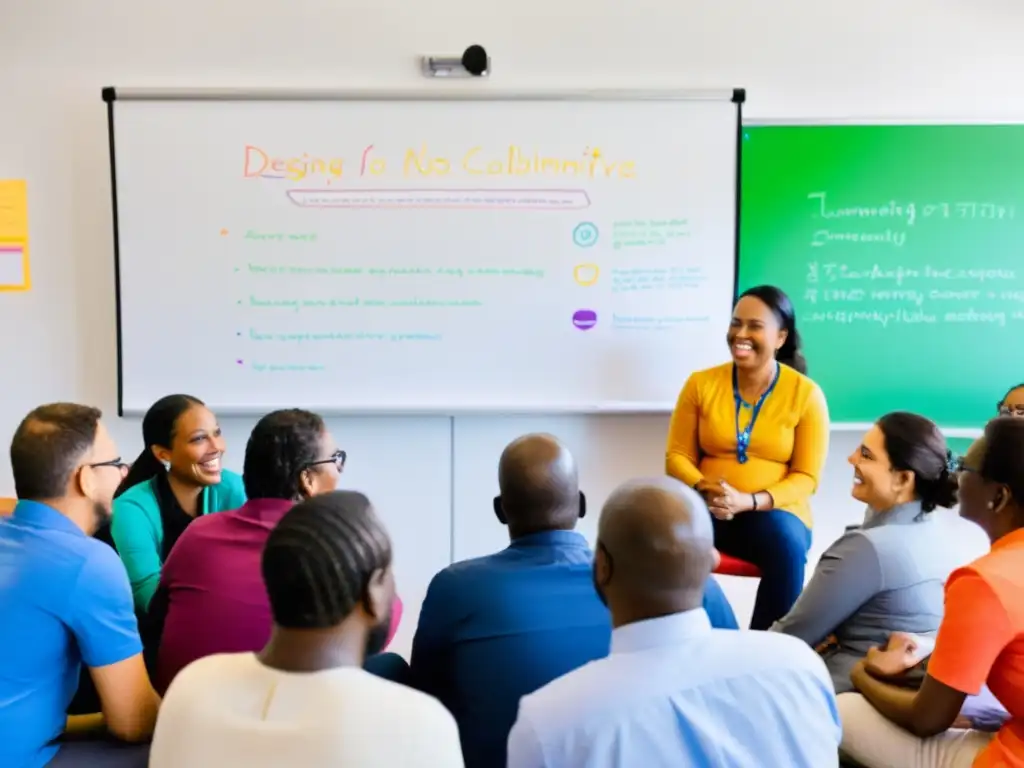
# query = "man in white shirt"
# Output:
<box><xmin>149</xmin><ymin>490</ymin><xmax>464</xmax><ymax>768</ymax></box>
<box><xmin>506</xmin><ymin>477</ymin><xmax>841</xmax><ymax>768</ymax></box>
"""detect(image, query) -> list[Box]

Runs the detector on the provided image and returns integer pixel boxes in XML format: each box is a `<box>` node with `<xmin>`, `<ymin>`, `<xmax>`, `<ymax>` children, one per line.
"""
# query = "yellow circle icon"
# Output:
<box><xmin>574</xmin><ymin>263</ymin><xmax>599</xmax><ymax>286</ymax></box>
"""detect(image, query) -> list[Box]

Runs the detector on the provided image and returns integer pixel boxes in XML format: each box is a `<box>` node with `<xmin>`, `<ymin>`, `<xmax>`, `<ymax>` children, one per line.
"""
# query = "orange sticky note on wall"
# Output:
<box><xmin>0</xmin><ymin>179</ymin><xmax>31</xmax><ymax>292</ymax></box>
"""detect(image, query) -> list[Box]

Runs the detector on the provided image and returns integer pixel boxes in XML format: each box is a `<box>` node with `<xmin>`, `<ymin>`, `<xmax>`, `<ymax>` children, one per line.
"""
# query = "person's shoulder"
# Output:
<box><xmin>948</xmin><ymin>545</ymin><xmax>1020</xmax><ymax>592</ymax></box>
<box><xmin>690</xmin><ymin>362</ymin><xmax>732</xmax><ymax>385</ymax></box>
<box><xmin>163</xmin><ymin>511</ymin><xmax>227</xmax><ymax>561</ymax></box>
<box><xmin>519</xmin><ymin>654</ymin><xmax>608</xmax><ymax>714</ymax></box>
<box><xmin>444</xmin><ymin>548</ymin><xmax>510</xmax><ymax>576</ymax></box>
<box><xmin>430</xmin><ymin>548</ymin><xmax>518</xmax><ymax>589</ymax></box>
<box><xmin>218</xmin><ymin>468</ymin><xmax>245</xmax><ymax>490</ymax></box>
<box><xmin>678</xmin><ymin>363</ymin><xmax>732</xmax><ymax>402</ymax></box>
<box><xmin>80</xmin><ymin>534</ymin><xmax>128</xmax><ymax>571</ymax></box>
<box><xmin>208</xmin><ymin>469</ymin><xmax>246</xmax><ymax>510</ymax></box>
<box><xmin>833</xmin><ymin>525</ymin><xmax>883</xmax><ymax>553</ymax></box>
<box><xmin>726</xmin><ymin>629</ymin><xmax>830</xmax><ymax>675</ymax></box>
<box><xmin>342</xmin><ymin>670</ymin><xmax>460</xmax><ymax>724</ymax></box>
<box><xmin>15</xmin><ymin>518</ymin><xmax>100</xmax><ymax>579</ymax></box>
<box><xmin>185</xmin><ymin>507</ymin><xmax>238</xmax><ymax>536</ymax></box>
<box><xmin>779</xmin><ymin>363</ymin><xmax>821</xmax><ymax>395</ymax></box>
<box><xmin>167</xmin><ymin>652</ymin><xmax>256</xmax><ymax>695</ymax></box>
<box><xmin>779</xmin><ymin>365</ymin><xmax>827</xmax><ymax>416</ymax></box>
<box><xmin>421</xmin><ymin>557</ymin><xmax>489</xmax><ymax>610</ymax></box>
<box><xmin>113</xmin><ymin>478</ymin><xmax>160</xmax><ymax>511</ymax></box>
<box><xmin>65</xmin><ymin>537</ymin><xmax>135</xmax><ymax>614</ymax></box>
<box><xmin>936</xmin><ymin>514</ymin><xmax>990</xmax><ymax>556</ymax></box>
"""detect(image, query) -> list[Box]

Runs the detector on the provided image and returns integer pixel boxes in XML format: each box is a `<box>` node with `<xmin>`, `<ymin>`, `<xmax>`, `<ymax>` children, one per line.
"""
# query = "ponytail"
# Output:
<box><xmin>777</xmin><ymin>327</ymin><xmax>807</xmax><ymax>375</ymax></box>
<box><xmin>114</xmin><ymin>393</ymin><xmax>204</xmax><ymax>498</ymax></box>
<box><xmin>115</xmin><ymin>448</ymin><xmax>164</xmax><ymax>498</ymax></box>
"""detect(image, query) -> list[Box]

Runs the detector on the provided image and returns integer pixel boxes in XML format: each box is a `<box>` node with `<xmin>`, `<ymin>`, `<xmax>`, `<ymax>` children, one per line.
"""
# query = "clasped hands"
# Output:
<box><xmin>854</xmin><ymin>628</ymin><xmax>978</xmax><ymax>730</ymax></box>
<box><xmin>696</xmin><ymin>478</ymin><xmax>749</xmax><ymax>521</ymax></box>
<box><xmin>859</xmin><ymin>632</ymin><xmax>923</xmax><ymax>680</ymax></box>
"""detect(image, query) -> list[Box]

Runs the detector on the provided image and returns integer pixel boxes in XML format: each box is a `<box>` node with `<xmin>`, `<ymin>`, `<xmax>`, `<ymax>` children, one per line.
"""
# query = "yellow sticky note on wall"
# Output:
<box><xmin>0</xmin><ymin>179</ymin><xmax>31</xmax><ymax>292</ymax></box>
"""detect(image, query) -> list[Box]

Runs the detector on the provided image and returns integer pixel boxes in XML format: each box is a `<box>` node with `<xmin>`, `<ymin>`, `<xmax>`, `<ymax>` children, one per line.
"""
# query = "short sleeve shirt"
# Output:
<box><xmin>928</xmin><ymin>529</ymin><xmax>1024</xmax><ymax>768</ymax></box>
<box><xmin>0</xmin><ymin>501</ymin><xmax>142</xmax><ymax>768</ymax></box>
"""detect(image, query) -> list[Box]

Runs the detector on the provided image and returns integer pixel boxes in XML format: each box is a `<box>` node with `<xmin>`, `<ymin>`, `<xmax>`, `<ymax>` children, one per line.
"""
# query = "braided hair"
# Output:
<box><xmin>262</xmin><ymin>491</ymin><xmax>392</xmax><ymax>629</ymax></box>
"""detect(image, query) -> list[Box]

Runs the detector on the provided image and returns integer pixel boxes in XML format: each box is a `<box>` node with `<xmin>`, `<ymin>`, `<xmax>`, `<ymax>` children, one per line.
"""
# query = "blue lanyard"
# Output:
<box><xmin>733</xmin><ymin>362</ymin><xmax>779</xmax><ymax>465</ymax></box>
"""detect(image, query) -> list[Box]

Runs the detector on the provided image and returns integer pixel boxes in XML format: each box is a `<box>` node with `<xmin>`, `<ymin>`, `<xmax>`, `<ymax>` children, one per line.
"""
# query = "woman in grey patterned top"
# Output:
<box><xmin>770</xmin><ymin>411</ymin><xmax>989</xmax><ymax>694</ymax></box>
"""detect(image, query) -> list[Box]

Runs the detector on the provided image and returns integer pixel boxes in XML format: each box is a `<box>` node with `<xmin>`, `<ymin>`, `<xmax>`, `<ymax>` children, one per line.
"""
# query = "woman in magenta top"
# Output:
<box><xmin>151</xmin><ymin>409</ymin><xmax>402</xmax><ymax>693</ymax></box>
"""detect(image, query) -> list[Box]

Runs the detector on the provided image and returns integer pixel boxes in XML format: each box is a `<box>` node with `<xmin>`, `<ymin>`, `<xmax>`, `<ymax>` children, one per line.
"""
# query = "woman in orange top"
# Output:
<box><xmin>839</xmin><ymin>416</ymin><xmax>1024</xmax><ymax>768</ymax></box>
<box><xmin>666</xmin><ymin>285</ymin><xmax>830</xmax><ymax>629</ymax></box>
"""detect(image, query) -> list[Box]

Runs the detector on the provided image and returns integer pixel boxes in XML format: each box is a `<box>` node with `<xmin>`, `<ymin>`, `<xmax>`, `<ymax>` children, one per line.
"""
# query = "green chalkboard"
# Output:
<box><xmin>738</xmin><ymin>124</ymin><xmax>1024</xmax><ymax>431</ymax></box>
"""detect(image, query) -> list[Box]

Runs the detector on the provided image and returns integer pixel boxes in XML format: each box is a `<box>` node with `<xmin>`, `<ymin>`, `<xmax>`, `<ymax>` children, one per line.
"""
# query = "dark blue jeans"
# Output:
<box><xmin>48</xmin><ymin>739</ymin><xmax>149</xmax><ymax>767</ymax></box>
<box><xmin>712</xmin><ymin>509</ymin><xmax>811</xmax><ymax>630</ymax></box>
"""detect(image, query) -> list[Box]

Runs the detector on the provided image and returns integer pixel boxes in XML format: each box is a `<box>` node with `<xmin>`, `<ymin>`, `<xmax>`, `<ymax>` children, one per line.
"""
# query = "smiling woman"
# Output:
<box><xmin>665</xmin><ymin>285</ymin><xmax>830</xmax><ymax>629</ymax></box>
<box><xmin>111</xmin><ymin>395</ymin><xmax>247</xmax><ymax>611</ymax></box>
<box><xmin>838</xmin><ymin>418</ymin><xmax>1024</xmax><ymax>768</ymax></box>
<box><xmin>770</xmin><ymin>412</ymin><xmax>986</xmax><ymax>694</ymax></box>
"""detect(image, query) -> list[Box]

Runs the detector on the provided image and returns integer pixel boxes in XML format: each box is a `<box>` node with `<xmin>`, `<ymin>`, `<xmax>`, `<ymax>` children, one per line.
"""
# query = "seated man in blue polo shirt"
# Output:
<box><xmin>0</xmin><ymin>403</ymin><xmax>161</xmax><ymax>768</ymax></box>
<box><xmin>410</xmin><ymin>433</ymin><xmax>738</xmax><ymax>768</ymax></box>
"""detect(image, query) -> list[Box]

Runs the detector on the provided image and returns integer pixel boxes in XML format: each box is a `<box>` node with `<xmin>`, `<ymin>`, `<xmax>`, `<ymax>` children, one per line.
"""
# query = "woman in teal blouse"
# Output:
<box><xmin>112</xmin><ymin>394</ymin><xmax>246</xmax><ymax>610</ymax></box>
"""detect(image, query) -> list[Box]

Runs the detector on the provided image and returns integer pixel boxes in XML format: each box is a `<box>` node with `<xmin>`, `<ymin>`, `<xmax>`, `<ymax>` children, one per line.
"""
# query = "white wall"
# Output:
<box><xmin>3</xmin><ymin>0</ymin><xmax>1021</xmax><ymax>654</ymax></box>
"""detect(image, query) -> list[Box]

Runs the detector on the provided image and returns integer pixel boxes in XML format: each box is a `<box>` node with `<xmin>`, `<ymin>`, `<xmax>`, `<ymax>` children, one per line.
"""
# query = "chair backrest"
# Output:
<box><xmin>0</xmin><ymin>497</ymin><xmax>15</xmax><ymax>516</ymax></box>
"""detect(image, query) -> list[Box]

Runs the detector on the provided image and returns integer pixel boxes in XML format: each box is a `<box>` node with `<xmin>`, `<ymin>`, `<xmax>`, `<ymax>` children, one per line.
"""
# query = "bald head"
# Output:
<box><xmin>594</xmin><ymin>477</ymin><xmax>715</xmax><ymax>623</ymax></box>
<box><xmin>497</xmin><ymin>434</ymin><xmax>579</xmax><ymax>536</ymax></box>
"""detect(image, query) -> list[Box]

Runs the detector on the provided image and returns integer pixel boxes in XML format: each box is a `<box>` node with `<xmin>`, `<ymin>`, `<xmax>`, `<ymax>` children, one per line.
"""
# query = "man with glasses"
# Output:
<box><xmin>998</xmin><ymin>383</ymin><xmax>1024</xmax><ymax>418</ymax></box>
<box><xmin>0</xmin><ymin>403</ymin><xmax>160</xmax><ymax>768</ymax></box>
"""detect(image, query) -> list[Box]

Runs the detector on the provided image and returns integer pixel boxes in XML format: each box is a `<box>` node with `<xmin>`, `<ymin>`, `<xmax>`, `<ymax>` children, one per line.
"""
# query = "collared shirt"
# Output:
<box><xmin>411</xmin><ymin>530</ymin><xmax>610</xmax><ymax>768</ymax></box>
<box><xmin>0</xmin><ymin>501</ymin><xmax>141</xmax><ymax>768</ymax></box>
<box><xmin>928</xmin><ymin>527</ymin><xmax>1024</xmax><ymax>768</ymax></box>
<box><xmin>153</xmin><ymin>498</ymin><xmax>403</xmax><ymax>694</ymax></box>
<box><xmin>507</xmin><ymin>608</ymin><xmax>841</xmax><ymax>768</ymax></box>
<box><xmin>412</xmin><ymin>530</ymin><xmax>739</xmax><ymax>768</ymax></box>
<box><xmin>771</xmin><ymin>501</ymin><xmax>989</xmax><ymax>693</ymax></box>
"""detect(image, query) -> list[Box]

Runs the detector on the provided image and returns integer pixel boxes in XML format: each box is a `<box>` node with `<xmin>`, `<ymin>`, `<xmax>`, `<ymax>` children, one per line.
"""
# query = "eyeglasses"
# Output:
<box><xmin>998</xmin><ymin>405</ymin><xmax>1024</xmax><ymax>417</ymax></box>
<box><xmin>306</xmin><ymin>450</ymin><xmax>346</xmax><ymax>472</ymax></box>
<box><xmin>88</xmin><ymin>457</ymin><xmax>130</xmax><ymax>476</ymax></box>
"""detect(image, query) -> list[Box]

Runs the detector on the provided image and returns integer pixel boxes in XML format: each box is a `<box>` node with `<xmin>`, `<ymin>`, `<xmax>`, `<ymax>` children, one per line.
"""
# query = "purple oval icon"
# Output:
<box><xmin>572</xmin><ymin>309</ymin><xmax>598</xmax><ymax>330</ymax></box>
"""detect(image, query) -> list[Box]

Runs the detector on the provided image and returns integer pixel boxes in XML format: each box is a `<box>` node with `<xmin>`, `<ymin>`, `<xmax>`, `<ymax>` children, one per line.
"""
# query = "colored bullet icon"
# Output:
<box><xmin>572</xmin><ymin>222</ymin><xmax>599</xmax><ymax>248</ymax></box>
<box><xmin>572</xmin><ymin>309</ymin><xmax>598</xmax><ymax>330</ymax></box>
<box><xmin>573</xmin><ymin>263</ymin><xmax>599</xmax><ymax>286</ymax></box>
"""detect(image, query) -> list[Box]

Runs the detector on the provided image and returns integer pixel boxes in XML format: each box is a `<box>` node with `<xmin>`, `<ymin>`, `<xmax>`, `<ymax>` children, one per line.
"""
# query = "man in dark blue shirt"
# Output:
<box><xmin>410</xmin><ymin>434</ymin><xmax>738</xmax><ymax>768</ymax></box>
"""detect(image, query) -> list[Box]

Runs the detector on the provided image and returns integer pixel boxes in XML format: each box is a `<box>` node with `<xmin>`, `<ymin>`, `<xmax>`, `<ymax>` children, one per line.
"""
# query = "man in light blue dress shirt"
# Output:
<box><xmin>412</xmin><ymin>435</ymin><xmax>739</xmax><ymax>768</ymax></box>
<box><xmin>506</xmin><ymin>477</ymin><xmax>842</xmax><ymax>768</ymax></box>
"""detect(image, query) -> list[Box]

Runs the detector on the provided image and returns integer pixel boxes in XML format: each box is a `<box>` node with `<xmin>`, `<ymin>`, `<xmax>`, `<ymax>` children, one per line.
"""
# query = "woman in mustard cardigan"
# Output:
<box><xmin>666</xmin><ymin>285</ymin><xmax>830</xmax><ymax>629</ymax></box>
<box><xmin>112</xmin><ymin>394</ymin><xmax>246</xmax><ymax>611</ymax></box>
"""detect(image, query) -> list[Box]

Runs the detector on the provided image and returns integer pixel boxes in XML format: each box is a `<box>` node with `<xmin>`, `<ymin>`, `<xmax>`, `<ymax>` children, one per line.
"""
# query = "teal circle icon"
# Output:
<box><xmin>572</xmin><ymin>222</ymin><xmax>599</xmax><ymax>248</ymax></box>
